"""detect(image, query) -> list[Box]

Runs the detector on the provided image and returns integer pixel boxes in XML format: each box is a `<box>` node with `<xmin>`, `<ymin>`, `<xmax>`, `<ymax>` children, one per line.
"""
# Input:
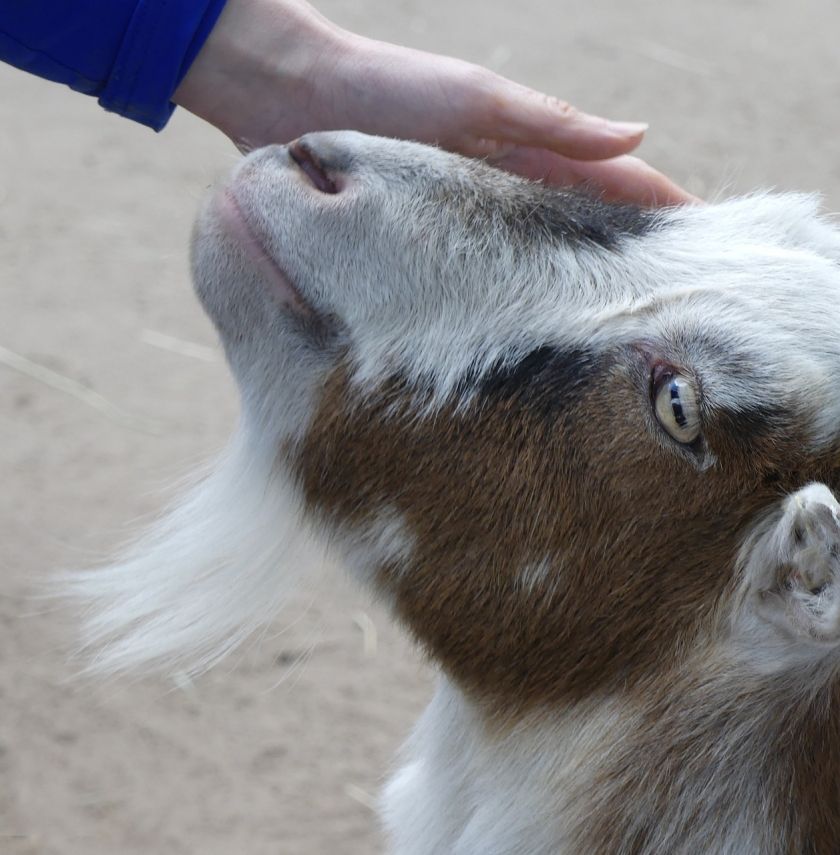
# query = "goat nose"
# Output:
<box><xmin>288</xmin><ymin>137</ymin><xmax>342</xmax><ymax>194</ymax></box>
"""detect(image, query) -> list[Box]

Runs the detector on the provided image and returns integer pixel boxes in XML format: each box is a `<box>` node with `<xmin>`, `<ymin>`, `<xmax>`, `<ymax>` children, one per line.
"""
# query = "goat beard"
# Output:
<box><xmin>64</xmin><ymin>430</ymin><xmax>319</xmax><ymax>677</ymax></box>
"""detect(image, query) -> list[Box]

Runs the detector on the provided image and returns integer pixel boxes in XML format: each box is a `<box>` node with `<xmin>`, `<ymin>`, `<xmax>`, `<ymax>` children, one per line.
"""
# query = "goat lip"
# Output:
<box><xmin>215</xmin><ymin>188</ymin><xmax>316</xmax><ymax>319</ymax></box>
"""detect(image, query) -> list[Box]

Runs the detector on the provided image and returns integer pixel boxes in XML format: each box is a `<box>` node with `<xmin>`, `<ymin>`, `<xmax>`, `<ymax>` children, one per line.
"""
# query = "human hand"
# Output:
<box><xmin>175</xmin><ymin>0</ymin><xmax>694</xmax><ymax>206</ymax></box>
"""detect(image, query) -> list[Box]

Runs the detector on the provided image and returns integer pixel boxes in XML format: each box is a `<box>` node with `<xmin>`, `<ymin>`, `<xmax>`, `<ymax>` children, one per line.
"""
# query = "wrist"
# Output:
<box><xmin>174</xmin><ymin>0</ymin><xmax>350</xmax><ymax>148</ymax></box>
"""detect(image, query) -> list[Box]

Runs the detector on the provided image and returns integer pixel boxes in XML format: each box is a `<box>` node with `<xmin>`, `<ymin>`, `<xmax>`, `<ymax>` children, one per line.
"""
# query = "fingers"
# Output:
<box><xmin>560</xmin><ymin>155</ymin><xmax>700</xmax><ymax>207</ymax></box>
<box><xmin>490</xmin><ymin>146</ymin><xmax>699</xmax><ymax>208</ymax></box>
<box><xmin>475</xmin><ymin>73</ymin><xmax>649</xmax><ymax>162</ymax></box>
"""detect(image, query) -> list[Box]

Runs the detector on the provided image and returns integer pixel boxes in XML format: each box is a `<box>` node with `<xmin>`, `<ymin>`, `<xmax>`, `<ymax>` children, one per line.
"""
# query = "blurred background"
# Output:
<box><xmin>1</xmin><ymin>1</ymin><xmax>839</xmax><ymax>852</ymax></box>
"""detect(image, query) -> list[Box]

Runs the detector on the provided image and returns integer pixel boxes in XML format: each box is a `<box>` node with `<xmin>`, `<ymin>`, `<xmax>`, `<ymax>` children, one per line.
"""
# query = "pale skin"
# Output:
<box><xmin>175</xmin><ymin>0</ymin><xmax>694</xmax><ymax>206</ymax></box>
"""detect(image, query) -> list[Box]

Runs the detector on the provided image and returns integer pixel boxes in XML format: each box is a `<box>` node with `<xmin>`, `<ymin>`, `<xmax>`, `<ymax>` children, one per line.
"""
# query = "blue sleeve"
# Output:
<box><xmin>0</xmin><ymin>0</ymin><xmax>228</xmax><ymax>131</ymax></box>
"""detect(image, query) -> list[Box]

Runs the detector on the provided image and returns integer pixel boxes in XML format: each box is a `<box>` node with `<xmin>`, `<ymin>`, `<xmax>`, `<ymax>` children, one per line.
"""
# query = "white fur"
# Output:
<box><xmin>382</xmin><ymin>678</ymin><xmax>627</xmax><ymax>854</ymax></box>
<box><xmin>337</xmin><ymin>506</ymin><xmax>417</xmax><ymax>588</ymax></box>
<box><xmin>383</xmin><ymin>676</ymin><xmax>776</xmax><ymax>855</ymax></box>
<box><xmin>515</xmin><ymin>557</ymin><xmax>556</xmax><ymax>593</ymax></box>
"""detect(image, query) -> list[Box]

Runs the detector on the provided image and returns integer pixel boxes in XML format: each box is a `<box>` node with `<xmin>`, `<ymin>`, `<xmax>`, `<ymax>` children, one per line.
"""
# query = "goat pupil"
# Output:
<box><xmin>670</xmin><ymin>383</ymin><xmax>687</xmax><ymax>427</ymax></box>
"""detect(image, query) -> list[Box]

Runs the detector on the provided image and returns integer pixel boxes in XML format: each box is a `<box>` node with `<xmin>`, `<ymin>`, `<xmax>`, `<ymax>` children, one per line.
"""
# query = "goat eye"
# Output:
<box><xmin>653</xmin><ymin>372</ymin><xmax>701</xmax><ymax>444</ymax></box>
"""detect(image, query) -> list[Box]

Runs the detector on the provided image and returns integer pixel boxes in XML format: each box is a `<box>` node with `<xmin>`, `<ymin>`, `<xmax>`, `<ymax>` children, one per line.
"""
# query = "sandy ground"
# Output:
<box><xmin>2</xmin><ymin>1</ymin><xmax>840</xmax><ymax>852</ymax></box>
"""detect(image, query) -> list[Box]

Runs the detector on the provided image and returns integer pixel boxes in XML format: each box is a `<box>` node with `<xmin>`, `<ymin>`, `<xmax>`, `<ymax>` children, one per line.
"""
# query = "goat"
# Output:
<box><xmin>70</xmin><ymin>131</ymin><xmax>840</xmax><ymax>853</ymax></box>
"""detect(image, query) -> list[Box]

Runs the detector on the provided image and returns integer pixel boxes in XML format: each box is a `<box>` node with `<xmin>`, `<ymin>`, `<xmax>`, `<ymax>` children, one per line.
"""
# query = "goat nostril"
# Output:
<box><xmin>288</xmin><ymin>140</ymin><xmax>339</xmax><ymax>194</ymax></box>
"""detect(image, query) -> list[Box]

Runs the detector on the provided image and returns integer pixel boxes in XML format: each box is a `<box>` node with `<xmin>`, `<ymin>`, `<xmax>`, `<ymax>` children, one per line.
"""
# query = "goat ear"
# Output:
<box><xmin>739</xmin><ymin>483</ymin><xmax>840</xmax><ymax>644</ymax></box>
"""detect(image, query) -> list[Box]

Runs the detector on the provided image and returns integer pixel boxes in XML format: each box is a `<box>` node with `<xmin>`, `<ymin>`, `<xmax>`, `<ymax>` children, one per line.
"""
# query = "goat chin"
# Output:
<box><xmin>62</xmin><ymin>430</ymin><xmax>316</xmax><ymax>678</ymax></box>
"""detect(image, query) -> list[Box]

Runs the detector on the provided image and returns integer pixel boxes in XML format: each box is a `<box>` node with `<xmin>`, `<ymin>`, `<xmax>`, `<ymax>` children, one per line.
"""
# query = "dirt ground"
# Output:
<box><xmin>2</xmin><ymin>1</ymin><xmax>840</xmax><ymax>853</ymax></box>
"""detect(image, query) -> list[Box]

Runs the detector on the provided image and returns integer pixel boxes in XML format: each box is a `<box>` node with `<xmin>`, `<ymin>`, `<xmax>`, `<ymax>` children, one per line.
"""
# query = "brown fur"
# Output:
<box><xmin>295</xmin><ymin>349</ymin><xmax>837</xmax><ymax>711</ymax></box>
<box><xmin>785</xmin><ymin>679</ymin><xmax>840</xmax><ymax>853</ymax></box>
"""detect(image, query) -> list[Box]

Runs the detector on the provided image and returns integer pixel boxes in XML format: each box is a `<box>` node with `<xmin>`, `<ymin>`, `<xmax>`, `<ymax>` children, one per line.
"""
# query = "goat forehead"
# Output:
<box><xmin>339</xmin><ymin>183</ymin><xmax>840</xmax><ymax>411</ymax></box>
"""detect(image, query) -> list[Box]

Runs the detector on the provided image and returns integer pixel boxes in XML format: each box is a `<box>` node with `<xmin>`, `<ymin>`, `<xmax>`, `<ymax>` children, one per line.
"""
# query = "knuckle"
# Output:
<box><xmin>546</xmin><ymin>96</ymin><xmax>577</xmax><ymax>120</ymax></box>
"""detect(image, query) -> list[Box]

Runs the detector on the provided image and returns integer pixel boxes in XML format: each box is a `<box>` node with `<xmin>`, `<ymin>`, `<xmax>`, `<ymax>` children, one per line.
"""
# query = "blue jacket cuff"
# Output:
<box><xmin>99</xmin><ymin>0</ymin><xmax>228</xmax><ymax>131</ymax></box>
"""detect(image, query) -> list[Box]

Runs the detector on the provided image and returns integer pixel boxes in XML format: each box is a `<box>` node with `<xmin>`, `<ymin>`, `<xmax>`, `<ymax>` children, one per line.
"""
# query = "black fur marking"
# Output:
<box><xmin>484</xmin><ymin>183</ymin><xmax>661</xmax><ymax>251</ymax></box>
<box><xmin>453</xmin><ymin>172</ymin><xmax>663</xmax><ymax>252</ymax></box>
<box><xmin>533</xmin><ymin>190</ymin><xmax>661</xmax><ymax>250</ymax></box>
<box><xmin>480</xmin><ymin>346</ymin><xmax>558</xmax><ymax>396</ymax></box>
<box><xmin>476</xmin><ymin>346</ymin><xmax>596</xmax><ymax>418</ymax></box>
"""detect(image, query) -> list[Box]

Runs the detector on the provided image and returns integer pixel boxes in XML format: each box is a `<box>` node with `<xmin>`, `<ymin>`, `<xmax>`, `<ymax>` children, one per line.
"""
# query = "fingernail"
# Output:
<box><xmin>606</xmin><ymin>121</ymin><xmax>649</xmax><ymax>135</ymax></box>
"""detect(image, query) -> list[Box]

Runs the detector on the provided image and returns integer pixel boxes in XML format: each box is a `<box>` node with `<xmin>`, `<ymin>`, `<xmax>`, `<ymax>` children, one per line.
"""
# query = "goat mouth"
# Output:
<box><xmin>215</xmin><ymin>188</ymin><xmax>317</xmax><ymax>319</ymax></box>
